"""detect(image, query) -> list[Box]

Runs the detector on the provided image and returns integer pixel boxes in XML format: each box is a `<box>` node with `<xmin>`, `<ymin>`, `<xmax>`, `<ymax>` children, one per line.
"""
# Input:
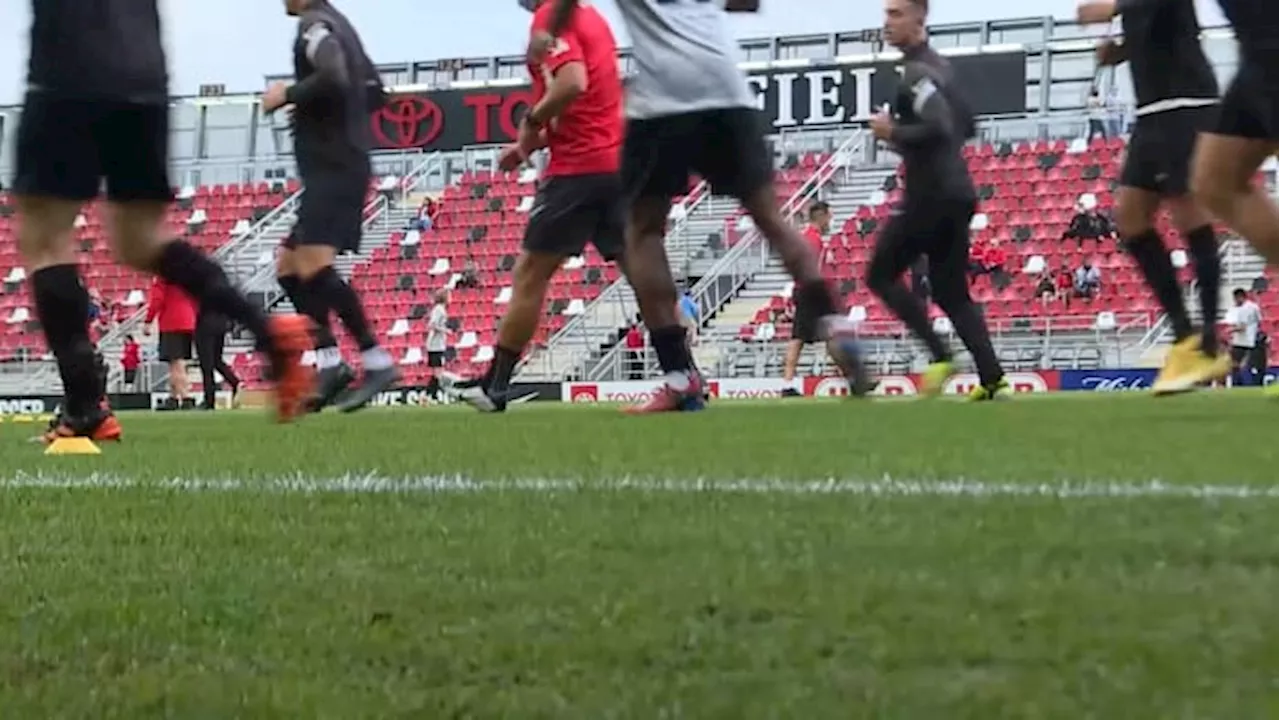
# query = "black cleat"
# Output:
<box><xmin>309</xmin><ymin>362</ymin><xmax>357</xmax><ymax>413</ymax></box>
<box><xmin>336</xmin><ymin>366</ymin><xmax>400</xmax><ymax>414</ymax></box>
<box><xmin>781</xmin><ymin>387</ymin><xmax>802</xmax><ymax>398</ymax></box>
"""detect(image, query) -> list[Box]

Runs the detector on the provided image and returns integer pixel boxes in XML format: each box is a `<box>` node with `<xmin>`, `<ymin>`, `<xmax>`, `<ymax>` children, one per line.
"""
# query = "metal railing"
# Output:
<box><xmin>586</xmin><ymin>130</ymin><xmax>870</xmax><ymax>382</ymax></box>
<box><xmin>515</xmin><ymin>178</ymin><xmax>713</xmax><ymax>378</ymax></box>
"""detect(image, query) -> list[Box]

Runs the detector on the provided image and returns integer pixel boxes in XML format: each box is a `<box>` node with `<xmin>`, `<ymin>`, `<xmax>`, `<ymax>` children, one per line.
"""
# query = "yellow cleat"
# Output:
<box><xmin>919</xmin><ymin>361</ymin><xmax>955</xmax><ymax>397</ymax></box>
<box><xmin>1153</xmin><ymin>337</ymin><xmax>1231</xmax><ymax>396</ymax></box>
<box><xmin>1266</xmin><ymin>383</ymin><xmax>1279</xmax><ymax>398</ymax></box>
<box><xmin>968</xmin><ymin>376</ymin><xmax>1010</xmax><ymax>402</ymax></box>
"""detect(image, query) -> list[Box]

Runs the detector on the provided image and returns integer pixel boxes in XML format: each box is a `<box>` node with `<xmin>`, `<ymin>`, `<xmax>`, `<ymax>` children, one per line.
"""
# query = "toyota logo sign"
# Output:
<box><xmin>371</xmin><ymin>96</ymin><xmax>443</xmax><ymax>149</ymax></box>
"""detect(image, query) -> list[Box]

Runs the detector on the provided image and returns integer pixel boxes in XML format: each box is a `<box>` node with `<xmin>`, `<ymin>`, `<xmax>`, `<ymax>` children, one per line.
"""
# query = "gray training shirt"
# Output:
<box><xmin>889</xmin><ymin>43</ymin><xmax>977</xmax><ymax>204</ymax></box>
<box><xmin>613</xmin><ymin>0</ymin><xmax>754</xmax><ymax>120</ymax></box>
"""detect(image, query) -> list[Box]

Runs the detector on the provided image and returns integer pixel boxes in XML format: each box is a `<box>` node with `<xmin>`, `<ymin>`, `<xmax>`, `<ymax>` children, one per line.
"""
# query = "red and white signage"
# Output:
<box><xmin>562</xmin><ymin>378</ymin><xmax>799</xmax><ymax>403</ymax></box>
<box><xmin>564</xmin><ymin>371</ymin><xmax>1058</xmax><ymax>403</ymax></box>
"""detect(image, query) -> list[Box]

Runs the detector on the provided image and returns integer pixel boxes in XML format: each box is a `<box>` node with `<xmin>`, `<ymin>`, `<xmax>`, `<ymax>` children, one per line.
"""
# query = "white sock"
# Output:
<box><xmin>316</xmin><ymin>346</ymin><xmax>341</xmax><ymax>370</ymax></box>
<box><xmin>664</xmin><ymin>371</ymin><xmax>691</xmax><ymax>392</ymax></box>
<box><xmin>362</xmin><ymin>346</ymin><xmax>393</xmax><ymax>371</ymax></box>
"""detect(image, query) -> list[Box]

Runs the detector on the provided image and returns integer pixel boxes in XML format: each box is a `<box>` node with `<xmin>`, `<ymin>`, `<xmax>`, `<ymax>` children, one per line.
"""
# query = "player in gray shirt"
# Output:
<box><xmin>531</xmin><ymin>0</ymin><xmax>871</xmax><ymax>412</ymax></box>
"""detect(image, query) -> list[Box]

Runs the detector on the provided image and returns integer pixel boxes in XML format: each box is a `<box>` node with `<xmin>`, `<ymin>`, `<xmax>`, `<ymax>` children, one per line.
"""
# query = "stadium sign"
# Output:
<box><xmin>563</xmin><ymin>378</ymin><xmax>797</xmax><ymax>403</ymax></box>
<box><xmin>369</xmin><ymin>51</ymin><xmax>1026</xmax><ymax>152</ymax></box>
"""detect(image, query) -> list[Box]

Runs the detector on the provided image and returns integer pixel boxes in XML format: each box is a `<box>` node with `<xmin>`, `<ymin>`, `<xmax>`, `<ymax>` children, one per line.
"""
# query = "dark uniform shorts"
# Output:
<box><xmin>282</xmin><ymin>168</ymin><xmax>371</xmax><ymax>253</ymax></box>
<box><xmin>523</xmin><ymin>173</ymin><xmax>625</xmax><ymax>261</ymax></box>
<box><xmin>622</xmin><ymin>108</ymin><xmax>773</xmax><ymax>203</ymax></box>
<box><xmin>123</xmin><ymin>368</ymin><xmax>138</xmax><ymax>385</ymax></box>
<box><xmin>1214</xmin><ymin>0</ymin><xmax>1278</xmax><ymax>141</ymax></box>
<box><xmin>157</xmin><ymin>331</ymin><xmax>193</xmax><ymax>362</ymax></box>
<box><xmin>791</xmin><ymin>305</ymin><xmax>822</xmax><ymax>344</ymax></box>
<box><xmin>1120</xmin><ymin>105</ymin><xmax>1216</xmax><ymax>195</ymax></box>
<box><xmin>13</xmin><ymin>93</ymin><xmax>172</xmax><ymax>202</ymax></box>
<box><xmin>427</xmin><ymin>351</ymin><xmax>446</xmax><ymax>368</ymax></box>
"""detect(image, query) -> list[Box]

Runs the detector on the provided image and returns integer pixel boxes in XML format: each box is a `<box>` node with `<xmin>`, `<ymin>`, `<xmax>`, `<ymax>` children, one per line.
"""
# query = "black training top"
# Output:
<box><xmin>26</xmin><ymin>0</ymin><xmax>168</xmax><ymax>103</ymax></box>
<box><xmin>889</xmin><ymin>42</ymin><xmax>976</xmax><ymax>204</ymax></box>
<box><xmin>1117</xmin><ymin>0</ymin><xmax>1218</xmax><ymax>115</ymax></box>
<box><xmin>290</xmin><ymin>2</ymin><xmax>386</xmax><ymax>175</ymax></box>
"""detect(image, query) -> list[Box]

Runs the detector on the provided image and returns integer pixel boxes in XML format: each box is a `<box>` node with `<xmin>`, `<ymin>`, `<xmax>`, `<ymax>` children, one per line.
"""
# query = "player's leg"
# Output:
<box><xmin>195</xmin><ymin>326</ymin><xmax>219</xmax><ymax>409</ymax></box>
<box><xmin>701</xmin><ymin>110</ymin><xmax>872</xmax><ymax>395</ymax></box>
<box><xmin>1191</xmin><ymin>63</ymin><xmax>1278</xmax><ymax>267</ymax></box>
<box><xmin>282</xmin><ymin>233</ymin><xmax>352</xmax><ymax>412</ymax></box>
<box><xmin>459</xmin><ymin>176</ymin><xmax>599</xmax><ymax>412</ymax></box>
<box><xmin>99</xmin><ymin>102</ymin><xmax>311</xmax><ymax>422</ymax></box>
<box><xmin>11</xmin><ymin>94</ymin><xmax>119</xmax><ymax>441</ymax></box>
<box><xmin>924</xmin><ymin>200</ymin><xmax>1005</xmax><ymax>400</ymax></box>
<box><xmin>865</xmin><ymin>209</ymin><xmax>953</xmax><ymax>395</ymax></box>
<box><xmin>781</xmin><ymin>338</ymin><xmax>804</xmax><ymax>396</ymax></box>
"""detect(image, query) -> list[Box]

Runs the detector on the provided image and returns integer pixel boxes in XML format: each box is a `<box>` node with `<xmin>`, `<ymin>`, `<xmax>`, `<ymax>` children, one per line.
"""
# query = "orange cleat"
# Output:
<box><xmin>43</xmin><ymin>412</ymin><xmax>122</xmax><ymax>444</ymax></box>
<box><xmin>267</xmin><ymin>314</ymin><xmax>316</xmax><ymax>423</ymax></box>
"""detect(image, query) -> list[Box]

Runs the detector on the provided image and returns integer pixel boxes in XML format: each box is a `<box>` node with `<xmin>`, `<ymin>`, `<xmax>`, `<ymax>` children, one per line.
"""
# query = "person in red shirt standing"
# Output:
<box><xmin>782</xmin><ymin>201</ymin><xmax>833</xmax><ymax>397</ymax></box>
<box><xmin>624</xmin><ymin>318</ymin><xmax>645</xmax><ymax>381</ymax></box>
<box><xmin>121</xmin><ymin>334</ymin><xmax>141</xmax><ymax>391</ymax></box>
<box><xmin>145</xmin><ymin>277</ymin><xmax>197</xmax><ymax>409</ymax></box>
<box><xmin>455</xmin><ymin>0</ymin><xmax>626</xmax><ymax>413</ymax></box>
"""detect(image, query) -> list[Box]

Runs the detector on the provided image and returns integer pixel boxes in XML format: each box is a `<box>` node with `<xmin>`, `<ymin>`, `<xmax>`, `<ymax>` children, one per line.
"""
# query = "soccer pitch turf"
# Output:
<box><xmin>1</xmin><ymin>393</ymin><xmax>1276</xmax><ymax>717</ymax></box>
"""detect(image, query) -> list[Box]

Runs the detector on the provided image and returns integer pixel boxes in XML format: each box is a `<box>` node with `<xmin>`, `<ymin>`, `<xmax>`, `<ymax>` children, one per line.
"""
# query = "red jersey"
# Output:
<box><xmin>984</xmin><ymin>245</ymin><xmax>1006</xmax><ymax>267</ymax></box>
<box><xmin>121</xmin><ymin>341</ymin><xmax>141</xmax><ymax>371</ymax></box>
<box><xmin>528</xmin><ymin>2</ymin><xmax>623</xmax><ymax>177</ymax></box>
<box><xmin>145</xmin><ymin>278</ymin><xmax>197</xmax><ymax>334</ymax></box>
<box><xmin>802</xmin><ymin>224</ymin><xmax>826</xmax><ymax>267</ymax></box>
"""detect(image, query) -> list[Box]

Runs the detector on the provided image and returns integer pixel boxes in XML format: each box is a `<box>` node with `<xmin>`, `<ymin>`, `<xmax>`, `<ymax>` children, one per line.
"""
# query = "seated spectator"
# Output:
<box><xmin>1035</xmin><ymin>271</ymin><xmax>1057</xmax><ymax>308</ymax></box>
<box><xmin>457</xmin><ymin>258</ymin><xmax>480</xmax><ymax>289</ymax></box>
<box><xmin>1061</xmin><ymin>193</ymin><xmax>1116</xmax><ymax>247</ymax></box>
<box><xmin>1073</xmin><ymin>260</ymin><xmax>1102</xmax><ymax>301</ymax></box>
<box><xmin>968</xmin><ymin>240</ymin><xmax>988</xmax><ymax>277</ymax></box>
<box><xmin>1054</xmin><ymin>261</ymin><xmax>1074</xmax><ymax>307</ymax></box>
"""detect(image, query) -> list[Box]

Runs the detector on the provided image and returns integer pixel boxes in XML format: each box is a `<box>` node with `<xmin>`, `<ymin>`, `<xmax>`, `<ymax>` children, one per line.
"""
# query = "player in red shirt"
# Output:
<box><xmin>782</xmin><ymin>201</ymin><xmax>834</xmax><ymax>396</ymax></box>
<box><xmin>145</xmin><ymin>277</ymin><xmax>198</xmax><ymax>409</ymax></box>
<box><xmin>455</xmin><ymin>0</ymin><xmax>627</xmax><ymax>412</ymax></box>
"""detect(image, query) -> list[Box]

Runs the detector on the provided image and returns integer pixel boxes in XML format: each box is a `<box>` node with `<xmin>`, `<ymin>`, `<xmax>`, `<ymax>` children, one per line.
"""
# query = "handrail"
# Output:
<box><xmin>587</xmin><ymin>130</ymin><xmax>869</xmax><ymax>381</ymax></box>
<box><xmin>516</xmin><ymin>178</ymin><xmax>713</xmax><ymax>375</ymax></box>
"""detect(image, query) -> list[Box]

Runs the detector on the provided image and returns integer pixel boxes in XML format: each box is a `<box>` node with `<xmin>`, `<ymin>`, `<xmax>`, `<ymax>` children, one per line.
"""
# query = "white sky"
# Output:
<box><xmin>0</xmin><ymin>0</ymin><xmax>1228</xmax><ymax>104</ymax></box>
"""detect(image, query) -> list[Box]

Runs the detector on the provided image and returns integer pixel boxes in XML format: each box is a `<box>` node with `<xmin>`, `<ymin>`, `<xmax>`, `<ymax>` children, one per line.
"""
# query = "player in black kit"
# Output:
<box><xmin>265</xmin><ymin>0</ymin><xmax>398</xmax><ymax>414</ymax></box>
<box><xmin>866</xmin><ymin>0</ymin><xmax>1006</xmax><ymax>400</ymax></box>
<box><xmin>1192</xmin><ymin>0</ymin><xmax>1277</xmax><ymax>272</ymax></box>
<box><xmin>13</xmin><ymin>0</ymin><xmax>312</xmax><ymax>443</ymax></box>
<box><xmin>1077</xmin><ymin>0</ymin><xmax>1230</xmax><ymax>395</ymax></box>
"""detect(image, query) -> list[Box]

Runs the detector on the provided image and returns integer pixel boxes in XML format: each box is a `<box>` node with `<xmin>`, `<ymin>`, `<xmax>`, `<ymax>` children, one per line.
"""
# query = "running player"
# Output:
<box><xmin>455</xmin><ymin>0</ymin><xmax>628</xmax><ymax>413</ymax></box>
<box><xmin>781</xmin><ymin>201</ymin><xmax>833</xmax><ymax>397</ymax></box>
<box><xmin>1077</xmin><ymin>0</ymin><xmax>1230</xmax><ymax>394</ymax></box>
<box><xmin>866</xmin><ymin>0</ymin><xmax>1006</xmax><ymax>400</ymax></box>
<box><xmin>264</xmin><ymin>0</ymin><xmax>398</xmax><ymax>413</ymax></box>
<box><xmin>15</xmin><ymin>0</ymin><xmax>311</xmax><ymax>442</ymax></box>
<box><xmin>532</xmin><ymin>0</ymin><xmax>871</xmax><ymax>413</ymax></box>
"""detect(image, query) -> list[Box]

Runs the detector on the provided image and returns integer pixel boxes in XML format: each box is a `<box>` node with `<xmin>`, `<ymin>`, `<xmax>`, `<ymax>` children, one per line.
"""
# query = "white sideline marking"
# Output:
<box><xmin>0</xmin><ymin>473</ymin><xmax>1274</xmax><ymax>500</ymax></box>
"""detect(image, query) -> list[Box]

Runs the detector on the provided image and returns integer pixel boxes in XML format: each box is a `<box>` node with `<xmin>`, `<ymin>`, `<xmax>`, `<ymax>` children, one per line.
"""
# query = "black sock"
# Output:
<box><xmin>279</xmin><ymin>274</ymin><xmax>303</xmax><ymax>310</ymax></box>
<box><xmin>869</xmin><ymin>279</ymin><xmax>950</xmax><ymax>362</ymax></box>
<box><xmin>486</xmin><ymin>345</ymin><xmax>521</xmax><ymax>394</ymax></box>
<box><xmin>1124</xmin><ymin>229</ymin><xmax>1191</xmax><ymax>340</ymax></box>
<box><xmin>1184</xmin><ymin>224</ymin><xmax>1221</xmax><ymax>354</ymax></box>
<box><xmin>31</xmin><ymin>265</ymin><xmax>102</xmax><ymax>417</ymax></box>
<box><xmin>291</xmin><ymin>278</ymin><xmax>339</xmax><ymax>351</ymax></box>
<box><xmin>651</xmin><ymin>325</ymin><xmax>692</xmax><ymax>374</ymax></box>
<box><xmin>939</xmin><ymin>294</ymin><xmax>1004</xmax><ymax>387</ymax></box>
<box><xmin>154</xmin><ymin>241</ymin><xmax>274</xmax><ymax>355</ymax></box>
<box><xmin>307</xmin><ymin>266</ymin><xmax>377</xmax><ymax>352</ymax></box>
<box><xmin>795</xmin><ymin>279</ymin><xmax>839</xmax><ymax>322</ymax></box>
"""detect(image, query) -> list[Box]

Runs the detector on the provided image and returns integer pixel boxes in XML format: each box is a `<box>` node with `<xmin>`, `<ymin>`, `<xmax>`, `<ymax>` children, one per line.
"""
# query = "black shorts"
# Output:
<box><xmin>157</xmin><ymin>332</ymin><xmax>193</xmax><ymax>362</ymax></box>
<box><xmin>283</xmin><ymin>168</ymin><xmax>370</xmax><ymax>253</ymax></box>
<box><xmin>13</xmin><ymin>93</ymin><xmax>172</xmax><ymax>202</ymax></box>
<box><xmin>1120</xmin><ymin>106</ymin><xmax>1216</xmax><ymax>195</ymax></box>
<box><xmin>427</xmin><ymin>351</ymin><xmax>445</xmax><ymax>368</ymax></box>
<box><xmin>1230</xmin><ymin>345</ymin><xmax>1252</xmax><ymax>364</ymax></box>
<box><xmin>622</xmin><ymin>108</ymin><xmax>773</xmax><ymax>203</ymax></box>
<box><xmin>123</xmin><ymin>368</ymin><xmax>138</xmax><ymax>385</ymax></box>
<box><xmin>792</xmin><ymin>306</ymin><xmax>821</xmax><ymax>344</ymax></box>
<box><xmin>523</xmin><ymin>173</ymin><xmax>625</xmax><ymax>261</ymax></box>
<box><xmin>1214</xmin><ymin>60</ymin><xmax>1278</xmax><ymax>142</ymax></box>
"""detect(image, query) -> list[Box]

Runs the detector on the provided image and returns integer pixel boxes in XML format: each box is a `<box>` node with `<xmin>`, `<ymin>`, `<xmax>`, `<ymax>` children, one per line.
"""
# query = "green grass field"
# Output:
<box><xmin>1</xmin><ymin>393</ymin><xmax>1276</xmax><ymax>718</ymax></box>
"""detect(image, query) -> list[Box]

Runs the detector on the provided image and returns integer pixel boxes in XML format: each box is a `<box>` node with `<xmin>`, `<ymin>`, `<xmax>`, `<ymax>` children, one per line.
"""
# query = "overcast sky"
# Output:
<box><xmin>0</xmin><ymin>0</ymin><xmax>1229</xmax><ymax>104</ymax></box>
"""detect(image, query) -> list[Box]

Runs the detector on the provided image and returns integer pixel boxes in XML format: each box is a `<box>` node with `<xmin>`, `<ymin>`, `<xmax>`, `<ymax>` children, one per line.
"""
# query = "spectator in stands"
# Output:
<box><xmin>1055</xmin><ymin>261</ymin><xmax>1074</xmax><ymax>307</ymax></box>
<box><xmin>1073</xmin><ymin>260</ymin><xmax>1102</xmax><ymax>302</ymax></box>
<box><xmin>457</xmin><ymin>258</ymin><xmax>480</xmax><ymax>289</ymax></box>
<box><xmin>1062</xmin><ymin>194</ymin><xmax>1116</xmax><ymax>247</ymax></box>
<box><xmin>144</xmin><ymin>277</ymin><xmax>197</xmax><ymax>410</ymax></box>
<box><xmin>1086</xmin><ymin>86</ymin><xmax>1107</xmax><ymax>140</ymax></box>
<box><xmin>121</xmin><ymin>334</ymin><xmax>141</xmax><ymax>391</ymax></box>
<box><xmin>1035</xmin><ymin>270</ymin><xmax>1057</xmax><ymax>308</ymax></box>
<box><xmin>1226</xmin><ymin>288</ymin><xmax>1263</xmax><ymax>386</ymax></box>
<box><xmin>678</xmin><ymin>288</ymin><xmax>699</xmax><ymax>345</ymax></box>
<box><xmin>1105</xmin><ymin>85</ymin><xmax>1125</xmax><ymax>137</ymax></box>
<box><xmin>984</xmin><ymin>240</ymin><xmax>1009</xmax><ymax>288</ymax></box>
<box><xmin>624</xmin><ymin>318</ymin><xmax>645</xmax><ymax>381</ymax></box>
